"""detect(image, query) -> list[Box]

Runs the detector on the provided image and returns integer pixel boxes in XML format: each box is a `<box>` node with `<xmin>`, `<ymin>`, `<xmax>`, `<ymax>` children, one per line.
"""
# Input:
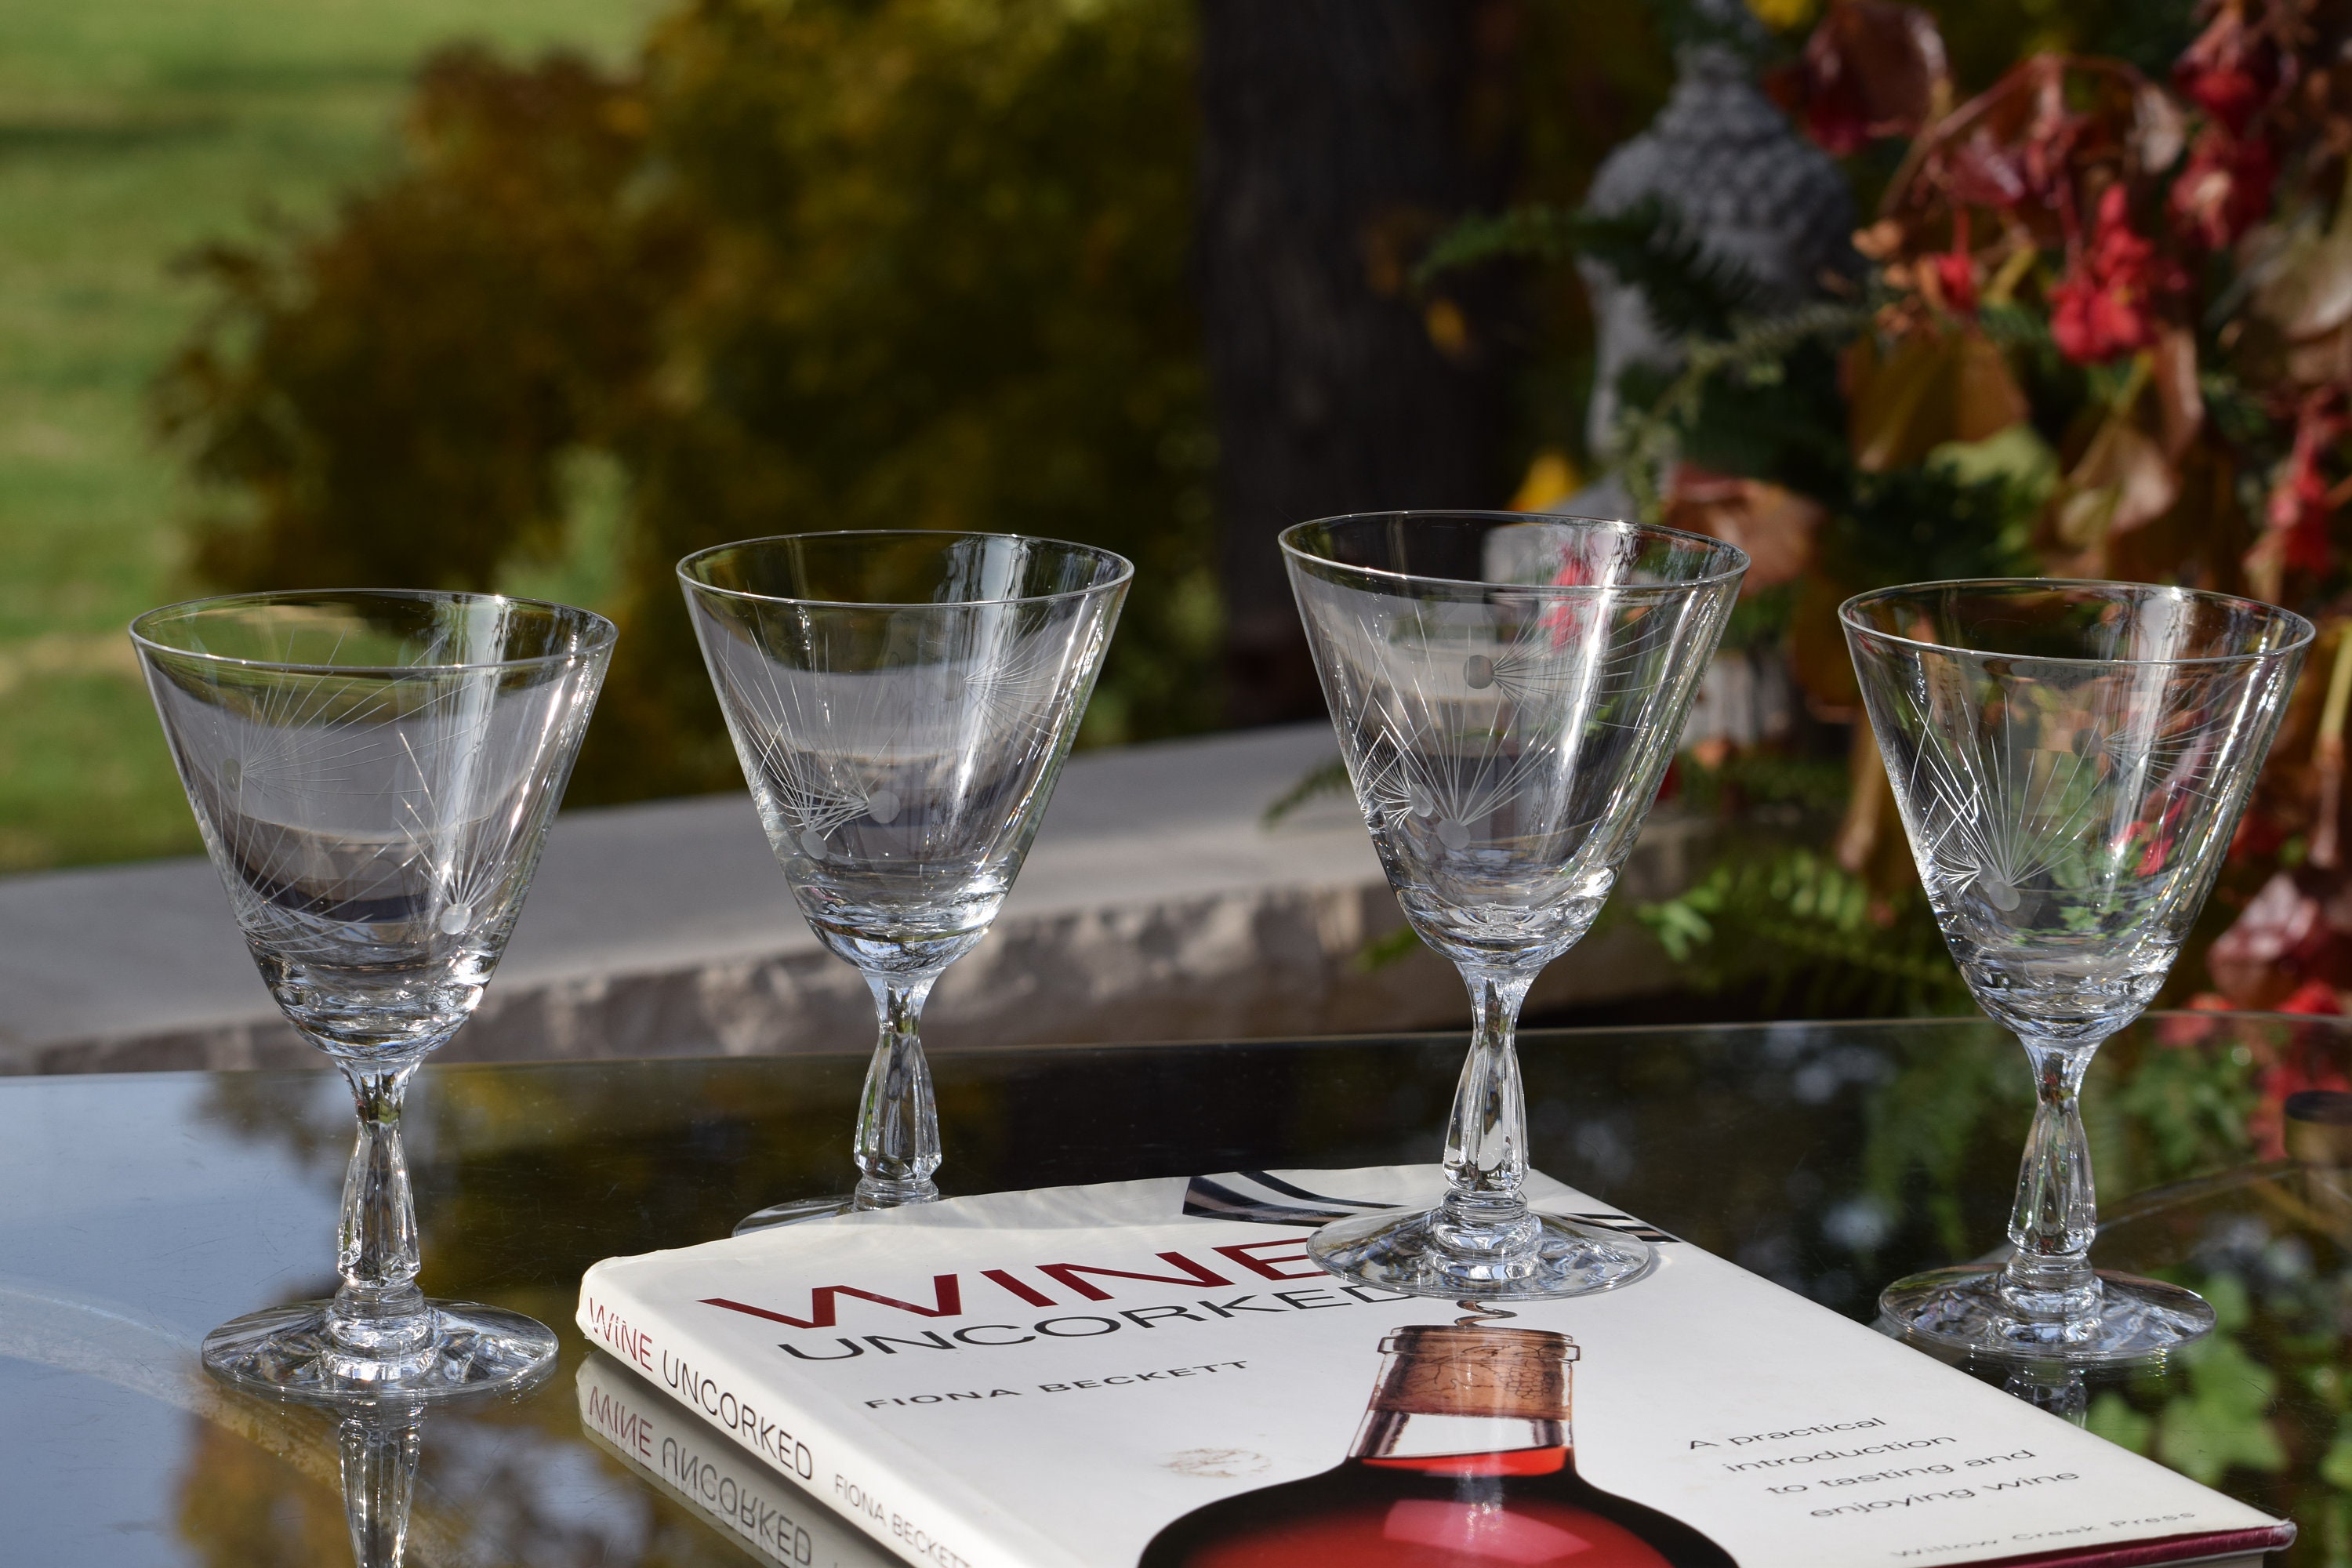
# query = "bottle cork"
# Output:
<box><xmin>1370</xmin><ymin>1325</ymin><xmax>1577</xmax><ymax>1420</ymax></box>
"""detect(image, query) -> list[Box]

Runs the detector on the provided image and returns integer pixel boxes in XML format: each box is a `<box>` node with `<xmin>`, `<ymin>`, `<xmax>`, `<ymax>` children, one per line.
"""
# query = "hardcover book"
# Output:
<box><xmin>580</xmin><ymin>1349</ymin><xmax>900</xmax><ymax>1568</ymax></box>
<box><xmin>576</xmin><ymin>1167</ymin><xmax>2292</xmax><ymax>1568</ymax></box>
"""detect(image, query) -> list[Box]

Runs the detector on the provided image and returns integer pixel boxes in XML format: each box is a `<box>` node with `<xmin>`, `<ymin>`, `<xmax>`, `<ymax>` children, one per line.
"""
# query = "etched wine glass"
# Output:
<box><xmin>1846</xmin><ymin>580</ymin><xmax>2310</xmax><ymax>1361</ymax></box>
<box><xmin>680</xmin><ymin>532</ymin><xmax>1130</xmax><ymax>1232</ymax></box>
<box><xmin>1285</xmin><ymin>512</ymin><xmax>1747</xmax><ymax>1299</ymax></box>
<box><xmin>132</xmin><ymin>590</ymin><xmax>614</xmax><ymax>1397</ymax></box>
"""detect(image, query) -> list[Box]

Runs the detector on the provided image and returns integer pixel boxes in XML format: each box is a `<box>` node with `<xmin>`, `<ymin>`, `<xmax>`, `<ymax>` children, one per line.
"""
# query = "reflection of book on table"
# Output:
<box><xmin>579</xmin><ymin>1349</ymin><xmax>899</xmax><ymax>1568</ymax></box>
<box><xmin>579</xmin><ymin>1166</ymin><xmax>2292</xmax><ymax>1568</ymax></box>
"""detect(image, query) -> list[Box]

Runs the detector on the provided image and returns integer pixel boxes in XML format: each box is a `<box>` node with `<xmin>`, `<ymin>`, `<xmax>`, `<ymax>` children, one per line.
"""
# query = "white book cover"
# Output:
<box><xmin>580</xmin><ymin>1349</ymin><xmax>902</xmax><ymax>1568</ymax></box>
<box><xmin>576</xmin><ymin>1166</ymin><xmax>2289</xmax><ymax>1568</ymax></box>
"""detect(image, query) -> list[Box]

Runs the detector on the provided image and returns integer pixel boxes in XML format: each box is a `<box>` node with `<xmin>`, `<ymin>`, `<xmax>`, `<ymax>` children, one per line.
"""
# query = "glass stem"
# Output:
<box><xmin>2001</xmin><ymin>1366</ymin><xmax>2090</xmax><ymax>1426</ymax></box>
<box><xmin>1435</xmin><ymin>966</ymin><xmax>1537</xmax><ymax>1250</ymax></box>
<box><xmin>329</xmin><ymin>1059</ymin><xmax>431</xmax><ymax>1359</ymax></box>
<box><xmin>1998</xmin><ymin>1036</ymin><xmax>2101</xmax><ymax>1327</ymax></box>
<box><xmin>338</xmin><ymin>1406</ymin><xmax>423</xmax><ymax>1568</ymax></box>
<box><xmin>853</xmin><ymin>974</ymin><xmax>942</xmax><ymax>1209</ymax></box>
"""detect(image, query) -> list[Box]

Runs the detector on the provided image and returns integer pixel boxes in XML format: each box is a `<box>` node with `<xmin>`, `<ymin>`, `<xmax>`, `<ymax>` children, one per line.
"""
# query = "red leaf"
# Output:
<box><xmin>2046</xmin><ymin>185</ymin><xmax>2182</xmax><ymax>364</ymax></box>
<box><xmin>1777</xmin><ymin>2</ymin><xmax>1951</xmax><ymax>154</ymax></box>
<box><xmin>1661</xmin><ymin>466</ymin><xmax>1825</xmax><ymax>590</ymax></box>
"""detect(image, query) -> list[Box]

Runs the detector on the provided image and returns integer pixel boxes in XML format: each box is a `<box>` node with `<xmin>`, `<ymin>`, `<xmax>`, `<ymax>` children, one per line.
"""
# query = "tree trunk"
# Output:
<box><xmin>1196</xmin><ymin>0</ymin><xmax>1518</xmax><ymax>727</ymax></box>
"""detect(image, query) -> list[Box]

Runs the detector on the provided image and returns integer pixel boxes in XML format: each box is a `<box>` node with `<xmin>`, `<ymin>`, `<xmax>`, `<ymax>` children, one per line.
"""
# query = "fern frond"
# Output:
<box><xmin>1263</xmin><ymin>756</ymin><xmax>1351</xmax><ymax>826</ymax></box>
<box><xmin>1636</xmin><ymin>844</ymin><xmax>1971</xmax><ymax>1014</ymax></box>
<box><xmin>1416</xmin><ymin>197</ymin><xmax>1770</xmax><ymax>340</ymax></box>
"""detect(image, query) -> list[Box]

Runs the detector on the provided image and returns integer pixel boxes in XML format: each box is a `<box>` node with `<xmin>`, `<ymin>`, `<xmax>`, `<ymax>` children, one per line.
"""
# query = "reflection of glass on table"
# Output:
<box><xmin>4</xmin><ymin>1013</ymin><xmax>2350</xmax><ymax>1561</ymax></box>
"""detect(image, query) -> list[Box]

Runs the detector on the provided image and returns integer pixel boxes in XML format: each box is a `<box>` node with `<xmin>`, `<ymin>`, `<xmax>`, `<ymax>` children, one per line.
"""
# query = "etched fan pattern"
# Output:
<box><xmin>714</xmin><ymin>607</ymin><xmax>1085</xmax><ymax>861</ymax></box>
<box><xmin>1343</xmin><ymin>592</ymin><xmax>1697</xmax><ymax>854</ymax></box>
<box><xmin>166</xmin><ymin>651</ymin><xmax>568</xmax><ymax>961</ymax></box>
<box><xmin>1896</xmin><ymin>663</ymin><xmax>2255</xmax><ymax>921</ymax></box>
<box><xmin>730</xmin><ymin>652</ymin><xmax>906</xmax><ymax>851</ymax></box>
<box><xmin>227</xmin><ymin>700</ymin><xmax>433</xmax><ymax>942</ymax></box>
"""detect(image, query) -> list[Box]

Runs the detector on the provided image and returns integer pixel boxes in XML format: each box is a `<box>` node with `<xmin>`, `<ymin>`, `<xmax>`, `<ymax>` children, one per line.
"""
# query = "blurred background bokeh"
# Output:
<box><xmin>24</xmin><ymin>4</ymin><xmax>2352</xmax><ymax>1557</ymax></box>
<box><xmin>15</xmin><ymin>0</ymin><xmax>2352</xmax><ymax>1025</ymax></box>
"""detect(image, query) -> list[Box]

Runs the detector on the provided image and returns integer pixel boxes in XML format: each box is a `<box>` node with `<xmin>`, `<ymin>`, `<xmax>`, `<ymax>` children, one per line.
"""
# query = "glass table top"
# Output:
<box><xmin>0</xmin><ymin>1011</ymin><xmax>2343</xmax><ymax>1566</ymax></box>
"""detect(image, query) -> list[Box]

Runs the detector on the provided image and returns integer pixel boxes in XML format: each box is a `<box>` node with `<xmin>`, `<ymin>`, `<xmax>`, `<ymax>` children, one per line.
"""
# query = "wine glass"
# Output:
<box><xmin>132</xmin><ymin>590</ymin><xmax>613</xmax><ymax>1397</ymax></box>
<box><xmin>1846</xmin><ymin>580</ymin><xmax>2310</xmax><ymax>1362</ymax></box>
<box><xmin>678</xmin><ymin>532</ymin><xmax>1130</xmax><ymax>1232</ymax></box>
<box><xmin>1283</xmin><ymin>511</ymin><xmax>1747</xmax><ymax>1299</ymax></box>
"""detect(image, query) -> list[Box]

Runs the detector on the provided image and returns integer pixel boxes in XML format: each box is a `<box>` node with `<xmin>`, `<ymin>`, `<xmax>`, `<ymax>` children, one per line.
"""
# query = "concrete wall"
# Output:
<box><xmin>0</xmin><ymin>724</ymin><xmax>1702</xmax><ymax>1073</ymax></box>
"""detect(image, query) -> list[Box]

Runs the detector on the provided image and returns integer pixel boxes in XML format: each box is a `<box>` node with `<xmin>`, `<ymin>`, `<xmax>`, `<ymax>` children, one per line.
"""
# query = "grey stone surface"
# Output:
<box><xmin>0</xmin><ymin>724</ymin><xmax>1702</xmax><ymax>1074</ymax></box>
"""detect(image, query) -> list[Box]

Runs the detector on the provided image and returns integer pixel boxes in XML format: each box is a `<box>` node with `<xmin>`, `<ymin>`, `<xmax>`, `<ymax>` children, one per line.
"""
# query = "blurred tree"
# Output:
<box><xmin>1196</xmin><ymin>0</ymin><xmax>1523</xmax><ymax>725</ymax></box>
<box><xmin>158</xmin><ymin>49</ymin><xmax>688</xmax><ymax>598</ymax></box>
<box><xmin>160</xmin><ymin>0</ymin><xmax>1210</xmax><ymax>802</ymax></box>
<box><xmin>154</xmin><ymin>0</ymin><xmax>1733</xmax><ymax>788</ymax></box>
<box><xmin>610</xmin><ymin>0</ymin><xmax>1212</xmax><ymax>783</ymax></box>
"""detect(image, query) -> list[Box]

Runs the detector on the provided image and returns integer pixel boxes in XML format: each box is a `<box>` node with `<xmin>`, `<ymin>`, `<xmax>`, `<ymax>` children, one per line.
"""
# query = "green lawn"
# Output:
<box><xmin>0</xmin><ymin>0</ymin><xmax>653</xmax><ymax>871</ymax></box>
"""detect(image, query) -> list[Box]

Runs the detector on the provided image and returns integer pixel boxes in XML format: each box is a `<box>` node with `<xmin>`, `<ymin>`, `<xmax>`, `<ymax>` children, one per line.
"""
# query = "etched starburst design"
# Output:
<box><xmin>172</xmin><ymin>664</ymin><xmax>552</xmax><ymax>960</ymax></box>
<box><xmin>1335</xmin><ymin>586</ymin><xmax>1715</xmax><ymax>857</ymax></box>
<box><xmin>1895</xmin><ymin>659</ymin><xmax>2267</xmax><ymax>927</ymax></box>
<box><xmin>704</xmin><ymin>601</ymin><xmax>1092</xmax><ymax>866</ymax></box>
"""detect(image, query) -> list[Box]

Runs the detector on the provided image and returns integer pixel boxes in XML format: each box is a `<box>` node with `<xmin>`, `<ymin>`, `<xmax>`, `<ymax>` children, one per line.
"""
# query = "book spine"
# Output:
<box><xmin>1994</xmin><ymin>1524</ymin><xmax>2298</xmax><ymax>1567</ymax></box>
<box><xmin>579</xmin><ymin>1269</ymin><xmax>1033</xmax><ymax>1568</ymax></box>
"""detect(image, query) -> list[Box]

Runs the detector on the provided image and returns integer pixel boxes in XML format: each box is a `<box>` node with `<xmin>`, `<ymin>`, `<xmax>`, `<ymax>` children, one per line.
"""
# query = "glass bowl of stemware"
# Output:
<box><xmin>679</xmin><ymin>531</ymin><xmax>1130</xmax><ymax>1231</ymax></box>
<box><xmin>1846</xmin><ymin>579</ymin><xmax>2310</xmax><ymax>1363</ymax></box>
<box><xmin>1283</xmin><ymin>510</ymin><xmax>1746</xmax><ymax>1301</ymax></box>
<box><xmin>133</xmin><ymin>590</ymin><xmax>613</xmax><ymax>1398</ymax></box>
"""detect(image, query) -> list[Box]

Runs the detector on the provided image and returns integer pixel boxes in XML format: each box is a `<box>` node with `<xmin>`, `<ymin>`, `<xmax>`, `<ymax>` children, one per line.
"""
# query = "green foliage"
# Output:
<box><xmin>1262</xmin><ymin>756</ymin><xmax>1351</xmax><ymax>827</ymax></box>
<box><xmin>158</xmin><ymin>0</ymin><xmax>1212</xmax><ymax>803</ymax></box>
<box><xmin>2159</xmin><ymin>1322</ymin><xmax>2291</xmax><ymax>1486</ymax></box>
<box><xmin>1609</xmin><ymin>301</ymin><xmax>1869</xmax><ymax>518</ymax></box>
<box><xmin>1676</xmin><ymin>335</ymin><xmax>1851</xmax><ymax>500</ymax></box>
<box><xmin>0</xmin><ymin>0</ymin><xmax>649</xmax><ymax>872</ymax></box>
<box><xmin>1353</xmin><ymin>924</ymin><xmax>1428</xmax><ymax>974</ymax></box>
<box><xmin>1831</xmin><ymin>459</ymin><xmax>2041</xmax><ymax>586</ymax></box>
<box><xmin>1909</xmin><ymin>0</ymin><xmax>2201</xmax><ymax>89</ymax></box>
<box><xmin>2321</xmin><ymin>1425</ymin><xmax>2352</xmax><ymax>1493</ymax></box>
<box><xmin>2088</xmin><ymin>1390</ymin><xmax>2156</xmax><ymax>1454</ymax></box>
<box><xmin>1835</xmin><ymin>459</ymin><xmax>2031</xmax><ymax>583</ymax></box>
<box><xmin>158</xmin><ymin>49</ymin><xmax>683</xmax><ymax>594</ymax></box>
<box><xmin>1426</xmin><ymin>195</ymin><xmax>1868</xmax><ymax>506</ymax></box>
<box><xmin>2115</xmin><ymin>1040</ymin><xmax>2262</xmax><ymax>1174</ymax></box>
<box><xmin>1858</xmin><ymin>1025</ymin><xmax>2028</xmax><ymax>1255</ymax></box>
<box><xmin>1670</xmin><ymin>746</ymin><xmax>1846</xmax><ymax>816</ymax></box>
<box><xmin>1718</xmin><ymin>580</ymin><xmax>1794</xmax><ymax>652</ymax></box>
<box><xmin>1420</xmin><ymin>196</ymin><xmax>1769</xmax><ymax>342</ymax></box>
<box><xmin>1635</xmin><ymin>844</ymin><xmax>1972</xmax><ymax>1015</ymax></box>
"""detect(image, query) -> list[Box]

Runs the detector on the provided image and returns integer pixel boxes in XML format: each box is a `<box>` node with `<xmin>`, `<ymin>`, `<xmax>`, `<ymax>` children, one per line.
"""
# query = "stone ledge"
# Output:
<box><xmin>0</xmin><ymin>724</ymin><xmax>1703</xmax><ymax>1074</ymax></box>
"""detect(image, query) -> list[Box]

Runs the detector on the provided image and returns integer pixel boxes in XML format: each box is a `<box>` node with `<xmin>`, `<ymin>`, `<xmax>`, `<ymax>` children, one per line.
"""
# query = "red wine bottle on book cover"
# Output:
<box><xmin>1141</xmin><ymin>1324</ymin><xmax>1733</xmax><ymax>1568</ymax></box>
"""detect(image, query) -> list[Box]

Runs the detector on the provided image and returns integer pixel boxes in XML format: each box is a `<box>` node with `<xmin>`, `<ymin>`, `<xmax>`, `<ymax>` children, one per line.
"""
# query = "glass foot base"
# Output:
<box><xmin>1308</xmin><ymin>1206</ymin><xmax>1657</xmax><ymax>1301</ymax></box>
<box><xmin>202</xmin><ymin>1300</ymin><xmax>557</xmax><ymax>1401</ymax></box>
<box><xmin>735</xmin><ymin>1181</ymin><xmax>940</xmax><ymax>1236</ymax></box>
<box><xmin>1877</xmin><ymin>1265</ymin><xmax>2216</xmax><ymax>1366</ymax></box>
<box><xmin>735</xmin><ymin>1194</ymin><xmax>862</xmax><ymax>1234</ymax></box>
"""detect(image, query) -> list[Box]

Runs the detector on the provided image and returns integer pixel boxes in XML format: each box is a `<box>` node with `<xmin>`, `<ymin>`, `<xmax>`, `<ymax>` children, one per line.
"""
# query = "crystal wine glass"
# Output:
<box><xmin>679</xmin><ymin>532</ymin><xmax>1130</xmax><ymax>1232</ymax></box>
<box><xmin>1284</xmin><ymin>511</ymin><xmax>1747</xmax><ymax>1299</ymax></box>
<box><xmin>132</xmin><ymin>590</ymin><xmax>614</xmax><ymax>1397</ymax></box>
<box><xmin>1846</xmin><ymin>580</ymin><xmax>2310</xmax><ymax>1362</ymax></box>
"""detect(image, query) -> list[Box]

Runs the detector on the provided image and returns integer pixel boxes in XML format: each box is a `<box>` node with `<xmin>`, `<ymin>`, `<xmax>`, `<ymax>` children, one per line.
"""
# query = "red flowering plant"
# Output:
<box><xmin>1428</xmin><ymin>0</ymin><xmax>2352</xmax><ymax>1023</ymax></box>
<box><xmin>1713</xmin><ymin>1</ymin><xmax>2352</xmax><ymax>1181</ymax></box>
<box><xmin>1424</xmin><ymin>11</ymin><xmax>2352</xmax><ymax>1501</ymax></box>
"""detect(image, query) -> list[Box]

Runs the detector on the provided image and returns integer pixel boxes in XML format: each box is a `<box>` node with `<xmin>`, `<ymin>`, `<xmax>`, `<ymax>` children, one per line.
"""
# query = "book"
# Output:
<box><xmin>576</xmin><ymin>1166</ymin><xmax>2292</xmax><ymax>1568</ymax></box>
<box><xmin>579</xmin><ymin>1348</ymin><xmax>902</xmax><ymax>1568</ymax></box>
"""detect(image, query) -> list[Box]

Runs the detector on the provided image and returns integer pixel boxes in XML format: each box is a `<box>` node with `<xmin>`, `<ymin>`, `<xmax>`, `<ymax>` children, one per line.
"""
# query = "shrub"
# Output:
<box><xmin>159</xmin><ymin>0</ymin><xmax>1210</xmax><ymax>802</ymax></box>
